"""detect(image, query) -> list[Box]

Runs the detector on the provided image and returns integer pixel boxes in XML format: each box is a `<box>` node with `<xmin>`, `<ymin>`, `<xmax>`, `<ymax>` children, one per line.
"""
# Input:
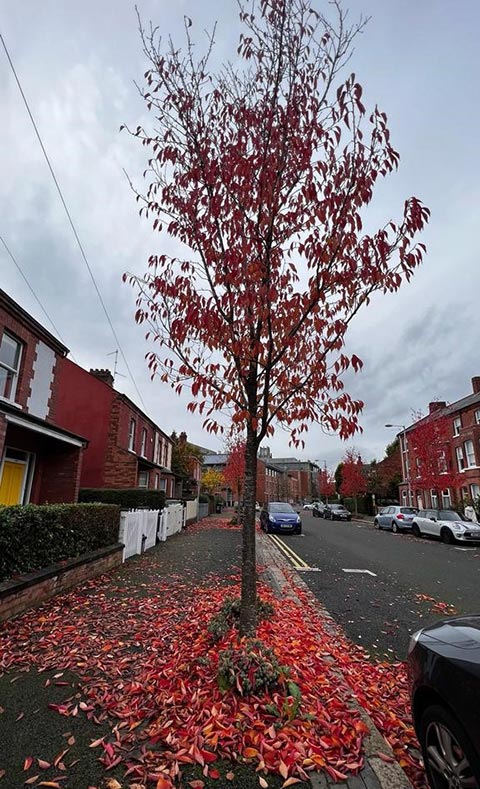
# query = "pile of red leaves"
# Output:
<box><xmin>188</xmin><ymin>517</ymin><xmax>241</xmax><ymax>533</ymax></box>
<box><xmin>0</xmin><ymin>529</ymin><xmax>428</xmax><ymax>789</ymax></box>
<box><xmin>415</xmin><ymin>592</ymin><xmax>458</xmax><ymax>617</ymax></box>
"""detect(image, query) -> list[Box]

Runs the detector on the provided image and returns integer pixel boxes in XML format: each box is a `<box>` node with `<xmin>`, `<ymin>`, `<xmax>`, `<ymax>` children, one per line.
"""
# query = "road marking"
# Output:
<box><xmin>298</xmin><ymin>567</ymin><xmax>321</xmax><ymax>572</ymax></box>
<box><xmin>342</xmin><ymin>568</ymin><xmax>377</xmax><ymax>576</ymax></box>
<box><xmin>268</xmin><ymin>534</ymin><xmax>310</xmax><ymax>569</ymax></box>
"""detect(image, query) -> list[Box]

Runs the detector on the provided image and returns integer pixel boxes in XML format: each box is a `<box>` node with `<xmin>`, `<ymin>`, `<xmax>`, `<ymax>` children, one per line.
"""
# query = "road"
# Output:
<box><xmin>268</xmin><ymin>512</ymin><xmax>480</xmax><ymax>661</ymax></box>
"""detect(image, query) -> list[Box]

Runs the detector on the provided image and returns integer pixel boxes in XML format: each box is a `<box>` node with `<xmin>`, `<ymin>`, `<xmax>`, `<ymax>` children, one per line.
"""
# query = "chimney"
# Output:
<box><xmin>90</xmin><ymin>368</ymin><xmax>114</xmax><ymax>387</ymax></box>
<box><xmin>428</xmin><ymin>401</ymin><xmax>446</xmax><ymax>414</ymax></box>
<box><xmin>472</xmin><ymin>377</ymin><xmax>480</xmax><ymax>394</ymax></box>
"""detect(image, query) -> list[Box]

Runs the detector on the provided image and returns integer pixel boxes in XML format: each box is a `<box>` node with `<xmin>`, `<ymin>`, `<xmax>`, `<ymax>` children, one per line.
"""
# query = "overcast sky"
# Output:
<box><xmin>2</xmin><ymin>1</ymin><xmax>480</xmax><ymax>470</ymax></box>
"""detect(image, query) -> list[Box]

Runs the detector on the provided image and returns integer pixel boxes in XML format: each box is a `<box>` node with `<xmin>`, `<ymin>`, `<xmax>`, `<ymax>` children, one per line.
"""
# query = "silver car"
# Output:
<box><xmin>374</xmin><ymin>505</ymin><xmax>418</xmax><ymax>533</ymax></box>
<box><xmin>411</xmin><ymin>509</ymin><xmax>480</xmax><ymax>544</ymax></box>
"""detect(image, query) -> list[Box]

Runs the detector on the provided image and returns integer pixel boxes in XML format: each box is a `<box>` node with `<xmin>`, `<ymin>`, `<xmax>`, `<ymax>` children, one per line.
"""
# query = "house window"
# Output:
<box><xmin>401</xmin><ymin>490</ymin><xmax>407</xmax><ymax>503</ymax></box>
<box><xmin>453</xmin><ymin>416</ymin><xmax>462</xmax><ymax>437</ymax></box>
<box><xmin>138</xmin><ymin>470</ymin><xmax>148</xmax><ymax>488</ymax></box>
<box><xmin>0</xmin><ymin>332</ymin><xmax>22</xmax><ymax>402</ymax></box>
<box><xmin>476</xmin><ymin>410</ymin><xmax>480</xmax><ymax>426</ymax></box>
<box><xmin>128</xmin><ymin>418</ymin><xmax>136</xmax><ymax>451</ymax></box>
<box><xmin>430</xmin><ymin>489</ymin><xmax>438</xmax><ymax>508</ymax></box>
<box><xmin>140</xmin><ymin>428</ymin><xmax>147</xmax><ymax>457</ymax></box>
<box><xmin>464</xmin><ymin>440</ymin><xmax>476</xmax><ymax>468</ymax></box>
<box><xmin>154</xmin><ymin>433</ymin><xmax>161</xmax><ymax>464</ymax></box>
<box><xmin>470</xmin><ymin>484</ymin><xmax>480</xmax><ymax>502</ymax></box>
<box><xmin>438</xmin><ymin>450</ymin><xmax>448</xmax><ymax>474</ymax></box>
<box><xmin>456</xmin><ymin>446</ymin><xmax>465</xmax><ymax>471</ymax></box>
<box><xmin>159</xmin><ymin>478</ymin><xmax>166</xmax><ymax>492</ymax></box>
<box><xmin>442</xmin><ymin>489</ymin><xmax>451</xmax><ymax>508</ymax></box>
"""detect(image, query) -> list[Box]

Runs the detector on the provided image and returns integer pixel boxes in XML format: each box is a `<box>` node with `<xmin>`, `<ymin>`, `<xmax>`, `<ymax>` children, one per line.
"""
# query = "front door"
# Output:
<box><xmin>0</xmin><ymin>460</ymin><xmax>26</xmax><ymax>505</ymax></box>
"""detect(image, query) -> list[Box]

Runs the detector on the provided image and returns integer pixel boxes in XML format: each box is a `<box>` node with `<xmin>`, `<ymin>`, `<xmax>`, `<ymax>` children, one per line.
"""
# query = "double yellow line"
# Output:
<box><xmin>269</xmin><ymin>534</ymin><xmax>309</xmax><ymax>569</ymax></box>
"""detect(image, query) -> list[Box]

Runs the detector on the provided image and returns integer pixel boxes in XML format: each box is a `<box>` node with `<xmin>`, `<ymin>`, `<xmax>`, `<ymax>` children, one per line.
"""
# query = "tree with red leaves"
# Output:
<box><xmin>224</xmin><ymin>439</ymin><xmax>246</xmax><ymax>510</ymax></box>
<box><xmin>126</xmin><ymin>0</ymin><xmax>429</xmax><ymax>634</ymax></box>
<box><xmin>318</xmin><ymin>467</ymin><xmax>335</xmax><ymax>502</ymax></box>
<box><xmin>340</xmin><ymin>448</ymin><xmax>365</xmax><ymax>514</ymax></box>
<box><xmin>409</xmin><ymin>412</ymin><xmax>460</xmax><ymax>506</ymax></box>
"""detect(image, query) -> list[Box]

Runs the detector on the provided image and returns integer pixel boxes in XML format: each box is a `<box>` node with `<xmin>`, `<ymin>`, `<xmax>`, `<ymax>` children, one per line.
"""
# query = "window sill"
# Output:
<box><xmin>0</xmin><ymin>396</ymin><xmax>22</xmax><ymax>410</ymax></box>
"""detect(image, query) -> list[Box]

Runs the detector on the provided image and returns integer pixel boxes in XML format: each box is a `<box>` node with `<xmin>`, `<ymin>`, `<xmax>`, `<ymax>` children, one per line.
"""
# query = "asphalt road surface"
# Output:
<box><xmin>268</xmin><ymin>512</ymin><xmax>480</xmax><ymax>661</ymax></box>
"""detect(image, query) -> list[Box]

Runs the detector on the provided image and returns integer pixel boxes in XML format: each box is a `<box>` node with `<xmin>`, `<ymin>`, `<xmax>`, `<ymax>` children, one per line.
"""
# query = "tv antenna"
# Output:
<box><xmin>107</xmin><ymin>350</ymin><xmax>126</xmax><ymax>383</ymax></box>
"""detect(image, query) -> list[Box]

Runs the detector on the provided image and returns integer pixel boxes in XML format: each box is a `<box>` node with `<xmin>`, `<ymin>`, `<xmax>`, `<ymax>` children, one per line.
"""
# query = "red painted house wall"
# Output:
<box><xmin>54</xmin><ymin>358</ymin><xmax>114</xmax><ymax>488</ymax></box>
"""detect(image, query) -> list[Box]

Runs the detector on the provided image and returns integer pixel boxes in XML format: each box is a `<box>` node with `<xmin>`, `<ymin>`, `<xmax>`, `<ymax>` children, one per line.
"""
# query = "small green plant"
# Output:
<box><xmin>217</xmin><ymin>639</ymin><xmax>288</xmax><ymax>695</ymax></box>
<box><xmin>208</xmin><ymin>596</ymin><xmax>274</xmax><ymax>642</ymax></box>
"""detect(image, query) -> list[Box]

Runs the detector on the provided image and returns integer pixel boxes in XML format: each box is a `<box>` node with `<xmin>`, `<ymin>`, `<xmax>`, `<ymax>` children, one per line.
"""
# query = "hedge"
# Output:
<box><xmin>0</xmin><ymin>503</ymin><xmax>120</xmax><ymax>583</ymax></box>
<box><xmin>79</xmin><ymin>488</ymin><xmax>166</xmax><ymax>510</ymax></box>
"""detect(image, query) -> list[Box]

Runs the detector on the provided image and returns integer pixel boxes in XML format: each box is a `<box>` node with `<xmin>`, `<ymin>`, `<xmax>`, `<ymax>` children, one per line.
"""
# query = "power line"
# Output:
<box><xmin>0</xmin><ymin>234</ymin><xmax>70</xmax><ymax>349</ymax></box>
<box><xmin>0</xmin><ymin>31</ymin><xmax>147</xmax><ymax>411</ymax></box>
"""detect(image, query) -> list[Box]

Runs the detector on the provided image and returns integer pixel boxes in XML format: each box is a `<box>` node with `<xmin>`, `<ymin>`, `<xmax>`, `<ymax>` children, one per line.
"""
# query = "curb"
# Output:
<box><xmin>256</xmin><ymin>532</ymin><xmax>413</xmax><ymax>789</ymax></box>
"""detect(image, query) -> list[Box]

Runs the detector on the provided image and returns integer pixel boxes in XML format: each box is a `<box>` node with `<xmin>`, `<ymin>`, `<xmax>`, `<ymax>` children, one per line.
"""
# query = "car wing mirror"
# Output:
<box><xmin>430</xmin><ymin>516</ymin><xmax>436</xmax><ymax>521</ymax></box>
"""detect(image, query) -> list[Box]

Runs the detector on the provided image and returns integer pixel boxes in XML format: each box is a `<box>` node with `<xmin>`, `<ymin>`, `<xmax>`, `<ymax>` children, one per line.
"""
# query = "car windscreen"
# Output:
<box><xmin>269</xmin><ymin>503</ymin><xmax>295</xmax><ymax>513</ymax></box>
<box><xmin>439</xmin><ymin>510</ymin><xmax>465</xmax><ymax>521</ymax></box>
<box><xmin>400</xmin><ymin>508</ymin><xmax>417</xmax><ymax>514</ymax></box>
<box><xmin>330</xmin><ymin>505</ymin><xmax>345</xmax><ymax>510</ymax></box>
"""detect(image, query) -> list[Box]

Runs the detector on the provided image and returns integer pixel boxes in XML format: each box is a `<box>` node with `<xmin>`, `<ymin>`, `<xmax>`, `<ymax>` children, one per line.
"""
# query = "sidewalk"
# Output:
<box><xmin>0</xmin><ymin>518</ymin><xmax>423</xmax><ymax>789</ymax></box>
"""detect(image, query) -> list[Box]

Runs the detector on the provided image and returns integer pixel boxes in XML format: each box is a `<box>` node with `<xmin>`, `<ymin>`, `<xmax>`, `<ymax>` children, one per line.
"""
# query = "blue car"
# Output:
<box><xmin>260</xmin><ymin>502</ymin><xmax>302</xmax><ymax>535</ymax></box>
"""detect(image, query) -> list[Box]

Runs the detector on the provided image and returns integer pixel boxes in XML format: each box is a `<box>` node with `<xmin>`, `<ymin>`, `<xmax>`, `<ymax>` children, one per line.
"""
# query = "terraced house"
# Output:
<box><xmin>54</xmin><ymin>362</ymin><xmax>175</xmax><ymax>497</ymax></box>
<box><xmin>399</xmin><ymin>377</ymin><xmax>480</xmax><ymax>509</ymax></box>
<box><xmin>0</xmin><ymin>289</ymin><xmax>87</xmax><ymax>505</ymax></box>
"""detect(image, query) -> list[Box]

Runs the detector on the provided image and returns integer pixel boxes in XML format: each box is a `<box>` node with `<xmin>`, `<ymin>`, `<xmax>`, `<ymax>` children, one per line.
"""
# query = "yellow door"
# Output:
<box><xmin>0</xmin><ymin>461</ymin><xmax>26</xmax><ymax>505</ymax></box>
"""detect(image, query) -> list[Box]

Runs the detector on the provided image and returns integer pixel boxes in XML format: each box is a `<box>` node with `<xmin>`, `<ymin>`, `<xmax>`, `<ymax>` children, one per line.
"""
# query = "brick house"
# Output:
<box><xmin>0</xmin><ymin>289</ymin><xmax>87</xmax><ymax>505</ymax></box>
<box><xmin>265</xmin><ymin>454</ymin><xmax>321</xmax><ymax>502</ymax></box>
<box><xmin>398</xmin><ymin>377</ymin><xmax>480</xmax><ymax>509</ymax></box>
<box><xmin>54</xmin><ymin>360</ymin><xmax>175</xmax><ymax>496</ymax></box>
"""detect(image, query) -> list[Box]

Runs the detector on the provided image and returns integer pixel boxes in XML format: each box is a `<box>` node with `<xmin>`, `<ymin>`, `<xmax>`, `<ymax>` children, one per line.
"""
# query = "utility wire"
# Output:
<box><xmin>0</xmin><ymin>234</ymin><xmax>71</xmax><ymax>350</ymax></box>
<box><xmin>0</xmin><ymin>32</ymin><xmax>147</xmax><ymax>410</ymax></box>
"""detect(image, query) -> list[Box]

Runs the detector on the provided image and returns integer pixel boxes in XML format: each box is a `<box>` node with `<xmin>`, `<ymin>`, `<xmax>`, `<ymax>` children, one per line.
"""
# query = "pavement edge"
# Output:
<box><xmin>256</xmin><ymin>531</ymin><xmax>413</xmax><ymax>789</ymax></box>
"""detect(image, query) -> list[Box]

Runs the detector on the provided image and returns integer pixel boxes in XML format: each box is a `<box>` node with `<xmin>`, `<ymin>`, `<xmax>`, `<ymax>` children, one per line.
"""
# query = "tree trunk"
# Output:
<box><xmin>240</xmin><ymin>423</ymin><xmax>258</xmax><ymax>636</ymax></box>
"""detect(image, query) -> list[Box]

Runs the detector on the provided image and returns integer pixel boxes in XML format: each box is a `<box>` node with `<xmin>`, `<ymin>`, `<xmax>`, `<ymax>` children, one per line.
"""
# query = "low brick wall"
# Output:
<box><xmin>0</xmin><ymin>544</ymin><xmax>123</xmax><ymax>623</ymax></box>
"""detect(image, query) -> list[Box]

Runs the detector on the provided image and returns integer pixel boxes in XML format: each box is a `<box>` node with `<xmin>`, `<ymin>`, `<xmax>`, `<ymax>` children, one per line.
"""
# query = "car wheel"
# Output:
<box><xmin>295</xmin><ymin>528</ymin><xmax>302</xmax><ymax>535</ymax></box>
<box><xmin>412</xmin><ymin>523</ymin><xmax>422</xmax><ymax>538</ymax></box>
<box><xmin>419</xmin><ymin>704</ymin><xmax>480</xmax><ymax>789</ymax></box>
<box><xmin>374</xmin><ymin>519</ymin><xmax>380</xmax><ymax>529</ymax></box>
<box><xmin>441</xmin><ymin>527</ymin><xmax>455</xmax><ymax>544</ymax></box>
<box><xmin>392</xmin><ymin>521</ymin><xmax>399</xmax><ymax>534</ymax></box>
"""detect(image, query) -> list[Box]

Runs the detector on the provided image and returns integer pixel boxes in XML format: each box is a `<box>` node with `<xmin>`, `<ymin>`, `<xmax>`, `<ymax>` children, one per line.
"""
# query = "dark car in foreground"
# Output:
<box><xmin>323</xmin><ymin>503</ymin><xmax>351</xmax><ymax>521</ymax></box>
<box><xmin>408</xmin><ymin>615</ymin><xmax>480</xmax><ymax>788</ymax></box>
<box><xmin>260</xmin><ymin>502</ymin><xmax>302</xmax><ymax>535</ymax></box>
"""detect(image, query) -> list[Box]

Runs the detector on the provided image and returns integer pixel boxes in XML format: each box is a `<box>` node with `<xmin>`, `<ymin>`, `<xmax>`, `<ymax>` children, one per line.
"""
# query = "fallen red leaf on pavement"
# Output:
<box><xmin>0</xmin><ymin>521</ymin><xmax>429</xmax><ymax>789</ymax></box>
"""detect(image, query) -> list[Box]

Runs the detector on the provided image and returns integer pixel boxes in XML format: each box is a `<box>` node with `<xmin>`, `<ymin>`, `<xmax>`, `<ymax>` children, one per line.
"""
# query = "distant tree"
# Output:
<box><xmin>334</xmin><ymin>463</ymin><xmax>344</xmax><ymax>494</ymax></box>
<box><xmin>224</xmin><ymin>439</ymin><xmax>246</xmax><ymax>507</ymax></box>
<box><xmin>318</xmin><ymin>468</ymin><xmax>336</xmax><ymax>501</ymax></box>
<box><xmin>127</xmin><ymin>0</ymin><xmax>429</xmax><ymax>634</ymax></box>
<box><xmin>340</xmin><ymin>448</ymin><xmax>366</xmax><ymax>514</ymax></box>
<box><xmin>385</xmin><ymin>437</ymin><xmax>400</xmax><ymax>458</ymax></box>
<box><xmin>201</xmin><ymin>468</ymin><xmax>225</xmax><ymax>496</ymax></box>
<box><xmin>171</xmin><ymin>431</ymin><xmax>203</xmax><ymax>495</ymax></box>
<box><xmin>409</xmin><ymin>412</ymin><xmax>460</xmax><ymax>505</ymax></box>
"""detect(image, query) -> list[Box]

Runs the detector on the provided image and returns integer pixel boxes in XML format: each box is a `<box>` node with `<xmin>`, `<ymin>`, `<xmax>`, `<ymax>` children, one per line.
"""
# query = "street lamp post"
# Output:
<box><xmin>385</xmin><ymin>424</ymin><xmax>412</xmax><ymax>506</ymax></box>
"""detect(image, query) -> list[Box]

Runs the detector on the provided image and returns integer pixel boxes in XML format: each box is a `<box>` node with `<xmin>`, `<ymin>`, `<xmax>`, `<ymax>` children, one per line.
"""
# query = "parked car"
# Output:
<box><xmin>408</xmin><ymin>615</ymin><xmax>480</xmax><ymax>788</ymax></box>
<box><xmin>303</xmin><ymin>503</ymin><xmax>316</xmax><ymax>510</ymax></box>
<box><xmin>312</xmin><ymin>502</ymin><xmax>326</xmax><ymax>518</ymax></box>
<box><xmin>323</xmin><ymin>503</ymin><xmax>351</xmax><ymax>521</ymax></box>
<box><xmin>374</xmin><ymin>505</ymin><xmax>418</xmax><ymax>533</ymax></box>
<box><xmin>260</xmin><ymin>502</ymin><xmax>302</xmax><ymax>535</ymax></box>
<box><xmin>411</xmin><ymin>509</ymin><xmax>480</xmax><ymax>544</ymax></box>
